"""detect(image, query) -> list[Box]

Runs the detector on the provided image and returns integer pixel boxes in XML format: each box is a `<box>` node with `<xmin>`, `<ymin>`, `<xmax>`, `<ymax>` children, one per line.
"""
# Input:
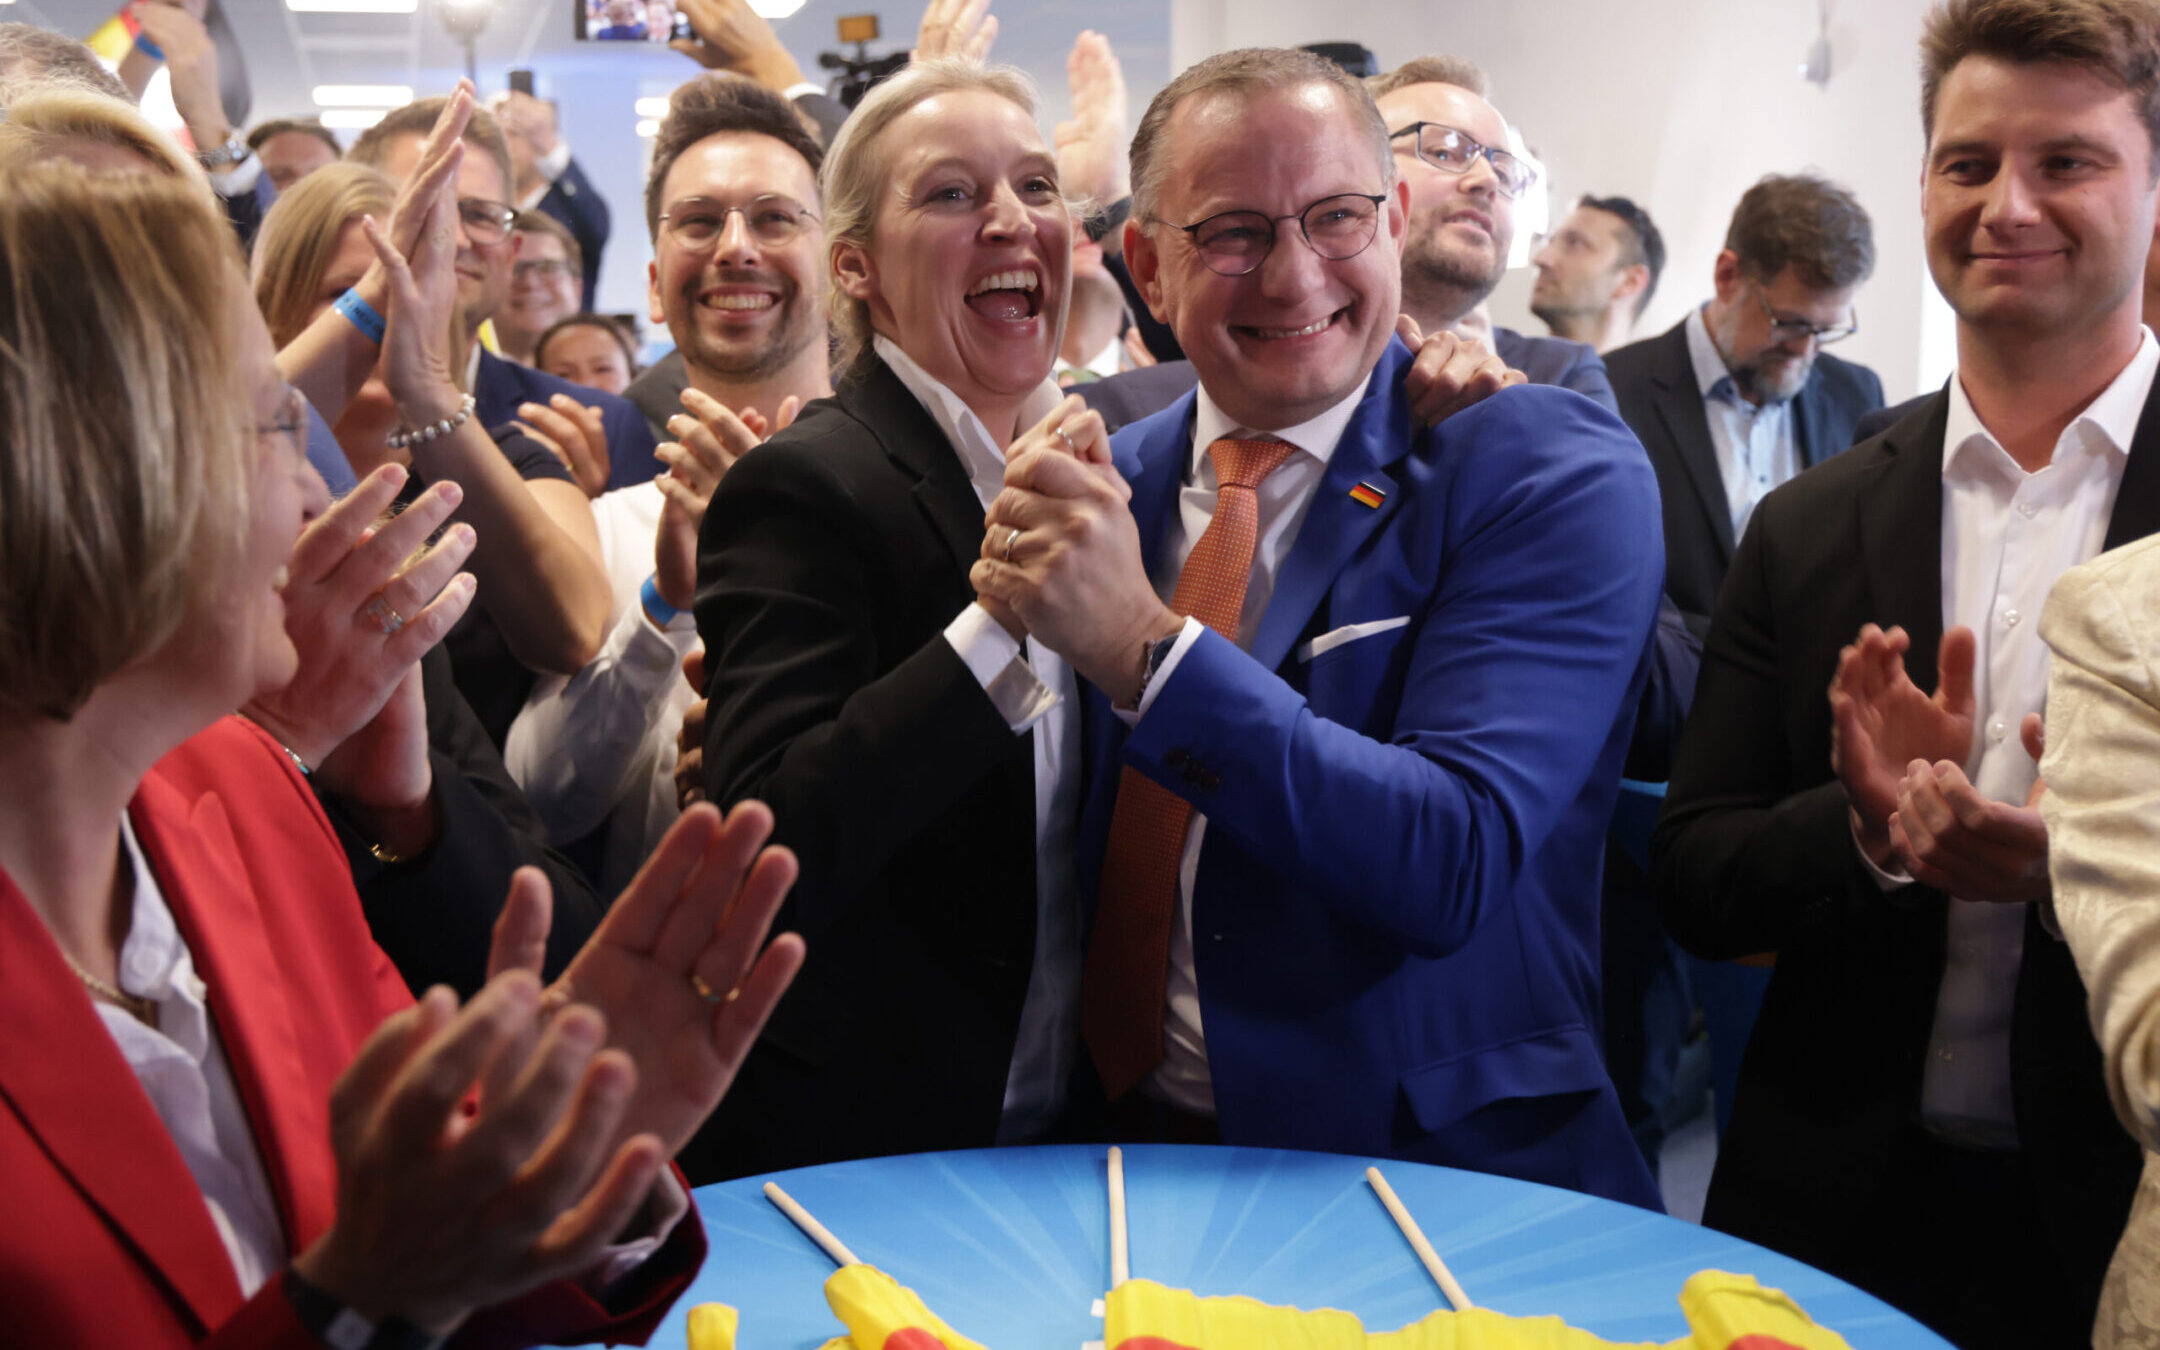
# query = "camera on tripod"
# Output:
<box><xmin>818</xmin><ymin>14</ymin><xmax>910</xmax><ymax>110</ymax></box>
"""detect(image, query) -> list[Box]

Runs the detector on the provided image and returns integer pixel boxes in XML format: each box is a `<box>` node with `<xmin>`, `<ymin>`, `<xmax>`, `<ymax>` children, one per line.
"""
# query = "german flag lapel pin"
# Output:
<box><xmin>1349</xmin><ymin>480</ymin><xmax>1387</xmax><ymax>509</ymax></box>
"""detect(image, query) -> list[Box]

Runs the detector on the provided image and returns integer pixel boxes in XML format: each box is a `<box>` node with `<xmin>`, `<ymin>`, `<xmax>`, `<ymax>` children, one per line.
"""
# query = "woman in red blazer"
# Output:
<box><xmin>0</xmin><ymin>99</ymin><xmax>801</xmax><ymax>1348</ymax></box>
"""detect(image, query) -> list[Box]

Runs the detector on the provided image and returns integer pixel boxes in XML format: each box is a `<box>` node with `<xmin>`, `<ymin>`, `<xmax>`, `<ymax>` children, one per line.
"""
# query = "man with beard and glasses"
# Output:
<box><xmin>1370</xmin><ymin>56</ymin><xmax>1616</xmax><ymax>409</ymax></box>
<box><xmin>1607</xmin><ymin>174</ymin><xmax>1884</xmax><ymax>635</ymax></box>
<box><xmin>624</xmin><ymin>73</ymin><xmax>830</xmax><ymax>444</ymax></box>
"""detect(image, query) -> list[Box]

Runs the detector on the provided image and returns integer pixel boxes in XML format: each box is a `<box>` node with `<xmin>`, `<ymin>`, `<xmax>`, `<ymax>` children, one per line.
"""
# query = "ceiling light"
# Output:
<box><xmin>313</xmin><ymin>84</ymin><xmax>412</xmax><ymax>107</ymax></box>
<box><xmin>286</xmin><ymin>0</ymin><xmax>418</xmax><ymax>12</ymax></box>
<box><xmin>321</xmin><ymin>108</ymin><xmax>391</xmax><ymax>130</ymax></box>
<box><xmin>634</xmin><ymin>96</ymin><xmax>669</xmax><ymax>118</ymax></box>
<box><xmin>636</xmin><ymin>119</ymin><xmax>660</xmax><ymax>138</ymax></box>
<box><xmin>748</xmin><ymin>0</ymin><xmax>805</xmax><ymax>16</ymax></box>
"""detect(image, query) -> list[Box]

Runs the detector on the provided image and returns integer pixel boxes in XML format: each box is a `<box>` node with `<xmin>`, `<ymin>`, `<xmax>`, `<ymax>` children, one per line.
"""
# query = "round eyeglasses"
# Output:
<box><xmin>1158</xmin><ymin>192</ymin><xmax>1388</xmax><ymax>278</ymax></box>
<box><xmin>1754</xmin><ymin>286</ymin><xmax>1858</xmax><ymax>346</ymax></box>
<box><xmin>1388</xmin><ymin>123</ymin><xmax>1537</xmax><ymax>199</ymax></box>
<box><xmin>456</xmin><ymin>198</ymin><xmax>517</xmax><ymax>245</ymax></box>
<box><xmin>659</xmin><ymin>196</ymin><xmax>820</xmax><ymax>250</ymax></box>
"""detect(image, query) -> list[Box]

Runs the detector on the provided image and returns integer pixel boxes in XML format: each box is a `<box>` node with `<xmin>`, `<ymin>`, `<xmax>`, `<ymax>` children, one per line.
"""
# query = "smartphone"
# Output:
<box><xmin>837</xmin><ymin>13</ymin><xmax>879</xmax><ymax>43</ymax></box>
<box><xmin>575</xmin><ymin>0</ymin><xmax>680</xmax><ymax>42</ymax></box>
<box><xmin>508</xmin><ymin>68</ymin><xmax>535</xmax><ymax>95</ymax></box>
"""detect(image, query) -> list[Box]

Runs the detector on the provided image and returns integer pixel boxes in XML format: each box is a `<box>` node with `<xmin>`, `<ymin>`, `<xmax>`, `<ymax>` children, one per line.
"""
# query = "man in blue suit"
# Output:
<box><xmin>976</xmin><ymin>47</ymin><xmax>1664</xmax><ymax>1209</ymax></box>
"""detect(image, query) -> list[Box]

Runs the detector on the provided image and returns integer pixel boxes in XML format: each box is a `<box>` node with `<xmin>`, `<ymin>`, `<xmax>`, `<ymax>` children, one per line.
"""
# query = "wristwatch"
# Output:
<box><xmin>283</xmin><ymin>1269</ymin><xmax>444</xmax><ymax>1350</ymax></box>
<box><xmin>196</xmin><ymin>131</ymin><xmax>249</xmax><ymax>170</ymax></box>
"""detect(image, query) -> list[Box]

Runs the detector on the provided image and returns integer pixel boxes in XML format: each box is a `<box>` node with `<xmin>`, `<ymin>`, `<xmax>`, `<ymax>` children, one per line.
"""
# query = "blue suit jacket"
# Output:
<box><xmin>1083</xmin><ymin>339</ymin><xmax>1665</xmax><ymax>1209</ymax></box>
<box><xmin>1493</xmin><ymin>325</ymin><xmax>1617</xmax><ymax>413</ymax></box>
<box><xmin>475</xmin><ymin>348</ymin><xmax>661</xmax><ymax>490</ymax></box>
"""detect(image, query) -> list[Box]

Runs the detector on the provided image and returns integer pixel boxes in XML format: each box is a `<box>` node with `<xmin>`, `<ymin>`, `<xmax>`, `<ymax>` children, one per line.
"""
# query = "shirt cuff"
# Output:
<box><xmin>1114</xmin><ymin>616</ymin><xmax>1206</xmax><ymax>728</ymax></box>
<box><xmin>1850</xmin><ymin>809</ymin><xmax>1914</xmax><ymax>891</ymax></box>
<box><xmin>211</xmin><ymin>153</ymin><xmax>262</xmax><ymax>196</ymax></box>
<box><xmin>783</xmin><ymin>82</ymin><xmax>826</xmax><ymax>102</ymax></box>
<box><xmin>944</xmin><ymin>602</ymin><xmax>1058</xmax><ymax>732</ymax></box>
<box><xmin>583</xmin><ymin>1171</ymin><xmax>690</xmax><ymax>1295</ymax></box>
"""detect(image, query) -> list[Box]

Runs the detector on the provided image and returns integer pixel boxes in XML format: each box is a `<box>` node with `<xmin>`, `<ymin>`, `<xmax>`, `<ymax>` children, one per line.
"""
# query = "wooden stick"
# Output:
<box><xmin>763</xmin><ymin>1181</ymin><xmax>860</xmax><ymax>1267</ymax></box>
<box><xmin>1107</xmin><ymin>1145</ymin><xmax>1130</xmax><ymax>1288</ymax></box>
<box><xmin>1364</xmin><ymin>1166</ymin><xmax>1472</xmax><ymax>1311</ymax></box>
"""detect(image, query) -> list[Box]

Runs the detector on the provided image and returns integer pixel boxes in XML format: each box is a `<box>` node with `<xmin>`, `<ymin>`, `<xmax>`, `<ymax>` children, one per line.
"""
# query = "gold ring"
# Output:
<box><xmin>361</xmin><ymin>593</ymin><xmax>406</xmax><ymax>636</ymax></box>
<box><xmin>690</xmin><ymin>973</ymin><xmax>726</xmax><ymax>1005</ymax></box>
<box><xmin>1001</xmin><ymin>526</ymin><xmax>1022</xmax><ymax>561</ymax></box>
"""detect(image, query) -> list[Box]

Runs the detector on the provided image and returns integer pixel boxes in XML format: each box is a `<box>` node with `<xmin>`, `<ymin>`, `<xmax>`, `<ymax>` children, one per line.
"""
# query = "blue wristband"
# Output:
<box><xmin>333</xmin><ymin>288</ymin><xmax>386</xmax><ymax>344</ymax></box>
<box><xmin>134</xmin><ymin>32</ymin><xmax>165</xmax><ymax>61</ymax></box>
<box><xmin>641</xmin><ymin>573</ymin><xmax>684</xmax><ymax>627</ymax></box>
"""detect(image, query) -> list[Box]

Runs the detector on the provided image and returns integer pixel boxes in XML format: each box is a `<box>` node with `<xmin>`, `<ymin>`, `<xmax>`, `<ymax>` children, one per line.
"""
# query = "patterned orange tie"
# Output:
<box><xmin>1082</xmin><ymin>436</ymin><xmax>1295</xmax><ymax>1102</ymax></box>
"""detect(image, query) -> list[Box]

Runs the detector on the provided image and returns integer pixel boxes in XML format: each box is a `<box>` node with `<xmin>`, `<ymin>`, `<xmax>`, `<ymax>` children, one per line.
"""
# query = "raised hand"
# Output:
<box><xmin>130</xmin><ymin>4</ymin><xmax>227</xmax><ymax>151</ymax></box>
<box><xmin>1053</xmin><ymin>32</ymin><xmax>1130</xmax><ymax>211</ymax></box>
<box><xmin>654</xmin><ymin>389</ymin><xmax>765</xmax><ymax>612</ymax></box>
<box><xmin>914</xmin><ymin>0</ymin><xmax>996</xmax><ymax>63</ymax></box>
<box><xmin>670</xmin><ymin>0</ymin><xmax>807</xmax><ymax>88</ymax></box>
<box><xmin>1828</xmin><ymin>623</ymin><xmax>1977</xmax><ymax>862</ymax></box>
<box><xmin>1396</xmin><ymin>314</ymin><xmax>1523</xmax><ymax>426</ymax></box>
<box><xmin>517</xmin><ymin>394</ymin><xmax>613</xmax><ymax>499</ymax></box>
<box><xmin>358</xmin><ymin>147</ymin><xmax>468</xmax><ymax>431</ymax></box>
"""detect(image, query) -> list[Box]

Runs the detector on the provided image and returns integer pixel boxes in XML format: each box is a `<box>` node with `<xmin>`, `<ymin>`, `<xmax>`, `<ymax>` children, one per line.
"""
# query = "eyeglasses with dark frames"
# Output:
<box><xmin>456</xmin><ymin>198</ymin><xmax>517</xmax><ymax>244</ymax></box>
<box><xmin>1754</xmin><ymin>286</ymin><xmax>1857</xmax><ymax>345</ymax></box>
<box><xmin>1388</xmin><ymin>122</ymin><xmax>1538</xmax><ymax>199</ymax></box>
<box><xmin>659</xmin><ymin>196</ymin><xmax>820</xmax><ymax>250</ymax></box>
<box><xmin>1155</xmin><ymin>192</ymin><xmax>1389</xmax><ymax>278</ymax></box>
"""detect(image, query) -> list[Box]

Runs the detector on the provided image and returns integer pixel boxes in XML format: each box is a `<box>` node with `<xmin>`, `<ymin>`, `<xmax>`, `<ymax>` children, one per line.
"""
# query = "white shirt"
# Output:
<box><xmin>506</xmin><ymin>481</ymin><xmax>700</xmax><ymax>897</ymax></box>
<box><xmin>874</xmin><ymin>337</ymin><xmax>1085</xmax><ymax>1143</ymax></box>
<box><xmin>1913</xmin><ymin>327</ymin><xmax>2156</xmax><ymax>1147</ymax></box>
<box><xmin>1123</xmin><ymin>378</ymin><xmax>1367</xmax><ymax>1116</ymax></box>
<box><xmin>1685</xmin><ymin>305</ymin><xmax>1799</xmax><ymax>542</ymax></box>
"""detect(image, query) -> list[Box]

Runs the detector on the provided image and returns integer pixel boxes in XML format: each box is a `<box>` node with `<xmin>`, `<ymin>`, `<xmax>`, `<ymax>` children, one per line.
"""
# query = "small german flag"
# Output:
<box><xmin>1349</xmin><ymin>481</ymin><xmax>1387</xmax><ymax>509</ymax></box>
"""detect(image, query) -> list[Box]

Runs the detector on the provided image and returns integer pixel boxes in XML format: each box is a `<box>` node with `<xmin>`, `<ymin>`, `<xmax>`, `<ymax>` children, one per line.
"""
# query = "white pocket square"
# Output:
<box><xmin>1296</xmin><ymin>616</ymin><xmax>1411</xmax><ymax>662</ymax></box>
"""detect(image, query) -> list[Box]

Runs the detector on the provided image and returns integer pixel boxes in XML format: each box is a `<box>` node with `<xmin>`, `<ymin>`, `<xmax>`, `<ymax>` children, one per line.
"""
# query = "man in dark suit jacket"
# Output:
<box><xmin>1606</xmin><ymin>174</ymin><xmax>1884</xmax><ymax>636</ymax></box>
<box><xmin>1652</xmin><ymin>4</ymin><xmax>2155</xmax><ymax>1342</ymax></box>
<box><xmin>497</xmin><ymin>92</ymin><xmax>612</xmax><ymax>311</ymax></box>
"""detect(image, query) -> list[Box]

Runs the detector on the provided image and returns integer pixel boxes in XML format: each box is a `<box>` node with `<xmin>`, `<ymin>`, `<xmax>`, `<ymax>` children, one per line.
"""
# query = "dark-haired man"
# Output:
<box><xmin>1531</xmin><ymin>195</ymin><xmax>1663</xmax><ymax>353</ymax></box>
<box><xmin>623</xmin><ymin>72</ymin><xmax>831</xmax><ymax>441</ymax></box>
<box><xmin>247</xmin><ymin>118</ymin><xmax>339</xmax><ymax>193</ymax></box>
<box><xmin>348</xmin><ymin>98</ymin><xmax>661</xmax><ymax>493</ymax></box>
<box><xmin>1606</xmin><ymin>174</ymin><xmax>1885</xmax><ymax>635</ymax></box>
<box><xmin>1652</xmin><ymin>1</ymin><xmax>2155</xmax><ymax>1342</ymax></box>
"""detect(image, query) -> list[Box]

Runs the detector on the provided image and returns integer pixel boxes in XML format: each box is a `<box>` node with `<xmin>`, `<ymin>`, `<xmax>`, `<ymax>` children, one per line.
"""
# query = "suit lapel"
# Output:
<box><xmin>1253</xmin><ymin>347</ymin><xmax>1406</xmax><ymax>673</ymax></box>
<box><xmin>1648</xmin><ymin>324</ymin><xmax>1737</xmax><ymax>562</ymax></box>
<box><xmin>135</xmin><ymin>789</ymin><xmax>340</xmax><ymax>1258</ymax></box>
<box><xmin>1793</xmin><ymin>375</ymin><xmax>1833</xmax><ymax>468</ymax></box>
<box><xmin>0</xmin><ymin>800</ymin><xmax>242</xmax><ymax>1334</ymax></box>
<box><xmin>1120</xmin><ymin>391</ymin><xmax>1201</xmax><ymax>580</ymax></box>
<box><xmin>2102</xmin><ymin>371</ymin><xmax>2160</xmax><ymax>550</ymax></box>
<box><xmin>846</xmin><ymin>360</ymin><xmax>991</xmax><ymax>580</ymax></box>
<box><xmin>1856</xmin><ymin>393</ymin><xmax>1951</xmax><ymax>685</ymax></box>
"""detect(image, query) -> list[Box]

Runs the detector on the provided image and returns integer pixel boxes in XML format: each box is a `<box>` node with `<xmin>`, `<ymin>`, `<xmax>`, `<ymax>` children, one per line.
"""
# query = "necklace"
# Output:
<box><xmin>60</xmin><ymin>951</ymin><xmax>158</xmax><ymax>1027</ymax></box>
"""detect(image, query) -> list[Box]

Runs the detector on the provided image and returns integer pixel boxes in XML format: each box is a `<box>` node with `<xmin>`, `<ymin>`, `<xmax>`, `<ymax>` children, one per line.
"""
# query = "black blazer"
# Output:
<box><xmin>683</xmin><ymin>358</ymin><xmax>1042</xmax><ymax>1181</ymax></box>
<box><xmin>534</xmin><ymin>156</ymin><xmax>611</xmax><ymax>312</ymax></box>
<box><xmin>1650</xmin><ymin>388</ymin><xmax>2152</xmax><ymax>1322</ymax></box>
<box><xmin>1606</xmin><ymin>318</ymin><xmax>1885</xmax><ymax>635</ymax></box>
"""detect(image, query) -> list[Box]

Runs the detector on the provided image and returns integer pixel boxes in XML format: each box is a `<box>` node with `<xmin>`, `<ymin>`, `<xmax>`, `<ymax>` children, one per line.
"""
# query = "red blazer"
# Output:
<box><xmin>0</xmin><ymin>716</ymin><xmax>702</xmax><ymax>1348</ymax></box>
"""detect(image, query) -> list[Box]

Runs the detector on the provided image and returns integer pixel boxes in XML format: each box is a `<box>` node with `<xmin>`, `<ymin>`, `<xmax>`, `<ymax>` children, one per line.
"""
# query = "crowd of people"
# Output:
<box><xmin>5</xmin><ymin>0</ymin><xmax>2160</xmax><ymax>1347</ymax></box>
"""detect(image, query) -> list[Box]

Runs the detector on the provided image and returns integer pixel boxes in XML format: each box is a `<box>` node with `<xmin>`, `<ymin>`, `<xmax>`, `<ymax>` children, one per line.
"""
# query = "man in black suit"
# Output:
<box><xmin>1652</xmin><ymin>1</ymin><xmax>2154</xmax><ymax>1343</ymax></box>
<box><xmin>496</xmin><ymin>90</ymin><xmax>612</xmax><ymax>312</ymax></box>
<box><xmin>1369</xmin><ymin>55</ymin><xmax>1617</xmax><ymax>411</ymax></box>
<box><xmin>1606</xmin><ymin>175</ymin><xmax>1883</xmax><ymax>636</ymax></box>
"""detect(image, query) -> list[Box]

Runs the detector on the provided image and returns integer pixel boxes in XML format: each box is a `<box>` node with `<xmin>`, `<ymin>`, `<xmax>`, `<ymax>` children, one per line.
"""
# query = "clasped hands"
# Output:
<box><xmin>1829</xmin><ymin>623</ymin><xmax>2049</xmax><ymax>903</ymax></box>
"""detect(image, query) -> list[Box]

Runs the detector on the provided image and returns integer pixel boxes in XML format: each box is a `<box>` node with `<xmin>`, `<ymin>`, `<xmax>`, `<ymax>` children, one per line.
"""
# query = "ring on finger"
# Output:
<box><xmin>361</xmin><ymin>593</ymin><xmax>407</xmax><ymax>636</ymax></box>
<box><xmin>1052</xmin><ymin>422</ymin><xmax>1079</xmax><ymax>454</ymax></box>
<box><xmin>690</xmin><ymin>973</ymin><xmax>728</xmax><ymax>1005</ymax></box>
<box><xmin>1001</xmin><ymin>526</ymin><xmax>1022</xmax><ymax>561</ymax></box>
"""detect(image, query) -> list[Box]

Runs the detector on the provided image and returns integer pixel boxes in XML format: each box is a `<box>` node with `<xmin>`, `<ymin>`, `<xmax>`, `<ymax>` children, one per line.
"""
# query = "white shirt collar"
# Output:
<box><xmin>1684</xmin><ymin>304</ymin><xmax>1737</xmax><ymax>402</ymax></box>
<box><xmin>873</xmin><ymin>335</ymin><xmax>1064</xmax><ymax>495</ymax></box>
<box><xmin>1187</xmin><ymin>371</ymin><xmax>1366</xmax><ymax>472</ymax></box>
<box><xmin>1942</xmin><ymin>326</ymin><xmax>2158</xmax><ymax>483</ymax></box>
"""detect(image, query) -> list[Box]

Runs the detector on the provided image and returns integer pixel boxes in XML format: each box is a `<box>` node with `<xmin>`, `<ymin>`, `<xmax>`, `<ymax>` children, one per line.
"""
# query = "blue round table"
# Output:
<box><xmin>657</xmin><ymin>1145</ymin><xmax>1952</xmax><ymax>1350</ymax></box>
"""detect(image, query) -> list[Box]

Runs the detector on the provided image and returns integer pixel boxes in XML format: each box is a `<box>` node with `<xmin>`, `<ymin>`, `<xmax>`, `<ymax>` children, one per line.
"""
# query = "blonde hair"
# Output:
<box><xmin>0</xmin><ymin>86</ymin><xmax>210</xmax><ymax>198</ymax></box>
<box><xmin>818</xmin><ymin>57</ymin><xmax>1046</xmax><ymax>374</ymax></box>
<box><xmin>0</xmin><ymin>163</ymin><xmax>251</xmax><ymax>721</ymax></box>
<box><xmin>253</xmin><ymin>160</ymin><xmax>395</xmax><ymax>347</ymax></box>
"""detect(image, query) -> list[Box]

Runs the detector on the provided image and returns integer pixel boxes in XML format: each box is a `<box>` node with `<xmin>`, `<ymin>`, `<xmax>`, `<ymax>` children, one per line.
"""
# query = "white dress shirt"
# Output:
<box><xmin>1122</xmin><ymin>378</ymin><xmax>1367</xmax><ymax>1116</ymax></box>
<box><xmin>1685</xmin><ymin>306</ymin><xmax>1799</xmax><ymax>542</ymax></box>
<box><xmin>1911</xmin><ymin>327</ymin><xmax>2156</xmax><ymax>1148</ymax></box>
<box><xmin>874</xmin><ymin>337</ymin><xmax>1084</xmax><ymax>1143</ymax></box>
<box><xmin>506</xmin><ymin>481</ymin><xmax>700</xmax><ymax>897</ymax></box>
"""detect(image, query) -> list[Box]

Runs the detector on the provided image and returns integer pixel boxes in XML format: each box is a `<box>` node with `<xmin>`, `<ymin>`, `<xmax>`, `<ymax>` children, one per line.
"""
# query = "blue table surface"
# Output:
<box><xmin>650</xmin><ymin>1145</ymin><xmax>1953</xmax><ymax>1350</ymax></box>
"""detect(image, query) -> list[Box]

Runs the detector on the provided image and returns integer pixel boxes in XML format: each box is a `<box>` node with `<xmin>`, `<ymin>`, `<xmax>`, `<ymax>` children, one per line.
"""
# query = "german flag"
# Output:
<box><xmin>1349</xmin><ymin>482</ymin><xmax>1387</xmax><ymax>509</ymax></box>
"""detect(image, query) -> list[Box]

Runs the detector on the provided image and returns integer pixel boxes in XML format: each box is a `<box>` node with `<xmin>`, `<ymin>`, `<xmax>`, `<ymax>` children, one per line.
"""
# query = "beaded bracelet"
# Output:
<box><xmin>333</xmin><ymin>288</ymin><xmax>386</xmax><ymax>344</ymax></box>
<box><xmin>385</xmin><ymin>393</ymin><xmax>477</xmax><ymax>451</ymax></box>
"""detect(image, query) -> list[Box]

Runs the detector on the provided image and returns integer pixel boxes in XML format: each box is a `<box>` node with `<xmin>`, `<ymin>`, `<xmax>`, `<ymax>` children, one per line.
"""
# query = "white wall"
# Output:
<box><xmin>1173</xmin><ymin>0</ymin><xmax>1955</xmax><ymax>400</ymax></box>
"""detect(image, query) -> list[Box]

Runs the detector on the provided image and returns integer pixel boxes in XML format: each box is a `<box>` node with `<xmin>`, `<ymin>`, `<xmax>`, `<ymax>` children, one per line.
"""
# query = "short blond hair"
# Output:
<box><xmin>819</xmin><ymin>56</ymin><xmax>1047</xmax><ymax>374</ymax></box>
<box><xmin>0</xmin><ymin>163</ymin><xmax>251</xmax><ymax>721</ymax></box>
<box><xmin>0</xmin><ymin>86</ymin><xmax>208</xmax><ymax>195</ymax></box>
<box><xmin>253</xmin><ymin>160</ymin><xmax>395</xmax><ymax>347</ymax></box>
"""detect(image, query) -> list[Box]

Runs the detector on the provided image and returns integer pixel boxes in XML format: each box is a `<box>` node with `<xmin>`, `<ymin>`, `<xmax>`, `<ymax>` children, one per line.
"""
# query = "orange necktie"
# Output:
<box><xmin>1082</xmin><ymin>436</ymin><xmax>1295</xmax><ymax>1102</ymax></box>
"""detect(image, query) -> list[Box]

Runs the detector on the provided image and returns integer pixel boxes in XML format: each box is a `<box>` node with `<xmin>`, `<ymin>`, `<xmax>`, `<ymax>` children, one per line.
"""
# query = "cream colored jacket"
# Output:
<box><xmin>2042</xmin><ymin>530</ymin><xmax>2160</xmax><ymax>1350</ymax></box>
